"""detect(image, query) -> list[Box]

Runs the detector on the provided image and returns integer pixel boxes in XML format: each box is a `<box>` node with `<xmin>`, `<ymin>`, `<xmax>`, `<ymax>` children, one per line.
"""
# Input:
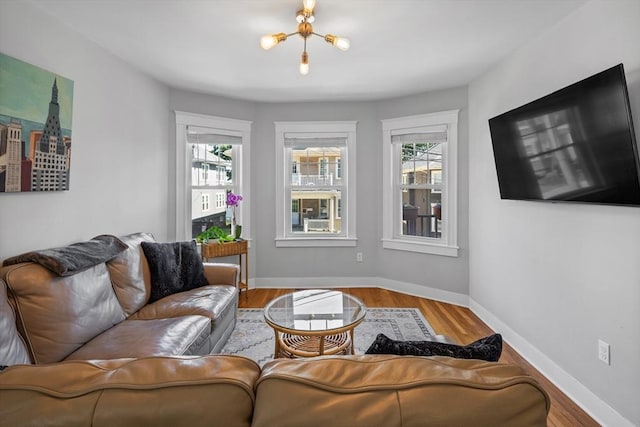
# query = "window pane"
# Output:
<box><xmin>191</xmin><ymin>143</ymin><xmax>233</xmax><ymax>186</ymax></box>
<box><xmin>400</xmin><ymin>141</ymin><xmax>444</xmax><ymax>238</ymax></box>
<box><xmin>191</xmin><ymin>143</ymin><xmax>235</xmax><ymax>238</ymax></box>
<box><xmin>291</xmin><ymin>146</ymin><xmax>342</xmax><ymax>187</ymax></box>
<box><xmin>290</xmin><ymin>190</ymin><xmax>342</xmax><ymax>234</ymax></box>
<box><xmin>191</xmin><ymin>189</ymin><xmax>229</xmax><ymax>238</ymax></box>
<box><xmin>401</xmin><ymin>188</ymin><xmax>442</xmax><ymax>238</ymax></box>
<box><xmin>401</xmin><ymin>143</ymin><xmax>442</xmax><ymax>185</ymax></box>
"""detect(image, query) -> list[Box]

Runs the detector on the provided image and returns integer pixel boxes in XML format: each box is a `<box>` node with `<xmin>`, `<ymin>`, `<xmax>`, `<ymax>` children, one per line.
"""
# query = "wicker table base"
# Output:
<box><xmin>276</xmin><ymin>331</ymin><xmax>352</xmax><ymax>358</ymax></box>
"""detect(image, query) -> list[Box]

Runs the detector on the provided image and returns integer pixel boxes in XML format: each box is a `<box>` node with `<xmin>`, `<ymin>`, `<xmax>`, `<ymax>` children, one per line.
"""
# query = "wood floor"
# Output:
<box><xmin>239</xmin><ymin>287</ymin><xmax>599</xmax><ymax>427</ymax></box>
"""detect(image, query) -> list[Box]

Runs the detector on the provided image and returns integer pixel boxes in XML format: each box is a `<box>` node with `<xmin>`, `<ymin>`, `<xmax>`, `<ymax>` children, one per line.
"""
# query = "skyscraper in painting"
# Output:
<box><xmin>30</xmin><ymin>79</ymin><xmax>70</xmax><ymax>191</ymax></box>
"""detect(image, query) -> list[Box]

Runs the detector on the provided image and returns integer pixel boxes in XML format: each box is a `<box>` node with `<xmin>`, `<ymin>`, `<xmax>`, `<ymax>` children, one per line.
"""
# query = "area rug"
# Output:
<box><xmin>218</xmin><ymin>308</ymin><xmax>436</xmax><ymax>366</ymax></box>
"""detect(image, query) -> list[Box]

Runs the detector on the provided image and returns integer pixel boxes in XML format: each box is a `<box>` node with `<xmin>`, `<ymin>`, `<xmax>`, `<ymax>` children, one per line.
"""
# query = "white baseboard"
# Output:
<box><xmin>253</xmin><ymin>276</ymin><xmax>469</xmax><ymax>307</ymax></box>
<box><xmin>469</xmin><ymin>298</ymin><xmax>634</xmax><ymax>427</ymax></box>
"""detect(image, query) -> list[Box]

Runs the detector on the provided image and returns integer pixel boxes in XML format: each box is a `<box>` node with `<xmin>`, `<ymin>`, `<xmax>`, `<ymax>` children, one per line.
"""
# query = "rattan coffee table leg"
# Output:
<box><xmin>273</xmin><ymin>329</ymin><xmax>281</xmax><ymax>358</ymax></box>
<box><xmin>349</xmin><ymin>328</ymin><xmax>355</xmax><ymax>354</ymax></box>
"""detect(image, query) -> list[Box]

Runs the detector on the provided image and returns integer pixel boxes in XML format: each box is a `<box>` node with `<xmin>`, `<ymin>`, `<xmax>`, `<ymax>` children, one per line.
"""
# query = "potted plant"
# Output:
<box><xmin>195</xmin><ymin>226</ymin><xmax>235</xmax><ymax>244</ymax></box>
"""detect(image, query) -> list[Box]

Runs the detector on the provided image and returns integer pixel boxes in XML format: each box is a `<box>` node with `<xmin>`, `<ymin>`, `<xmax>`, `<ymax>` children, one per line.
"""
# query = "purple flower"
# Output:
<box><xmin>227</xmin><ymin>192</ymin><xmax>243</xmax><ymax>207</ymax></box>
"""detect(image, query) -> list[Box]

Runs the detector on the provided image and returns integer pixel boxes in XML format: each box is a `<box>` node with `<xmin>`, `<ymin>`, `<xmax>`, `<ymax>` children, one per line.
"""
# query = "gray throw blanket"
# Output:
<box><xmin>2</xmin><ymin>235</ymin><xmax>128</xmax><ymax>276</ymax></box>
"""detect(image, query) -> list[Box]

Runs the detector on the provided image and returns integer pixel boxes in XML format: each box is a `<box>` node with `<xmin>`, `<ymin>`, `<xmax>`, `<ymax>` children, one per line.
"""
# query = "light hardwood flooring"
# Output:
<box><xmin>238</xmin><ymin>287</ymin><xmax>599</xmax><ymax>427</ymax></box>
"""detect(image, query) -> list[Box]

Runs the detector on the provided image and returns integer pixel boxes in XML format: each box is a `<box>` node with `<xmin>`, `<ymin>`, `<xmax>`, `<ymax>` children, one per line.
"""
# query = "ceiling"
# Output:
<box><xmin>31</xmin><ymin>0</ymin><xmax>587</xmax><ymax>103</ymax></box>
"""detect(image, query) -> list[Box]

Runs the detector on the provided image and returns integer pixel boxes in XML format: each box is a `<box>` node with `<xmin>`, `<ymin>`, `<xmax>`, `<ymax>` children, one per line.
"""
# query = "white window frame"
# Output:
<box><xmin>175</xmin><ymin>111</ymin><xmax>251</xmax><ymax>241</ymax></box>
<box><xmin>275</xmin><ymin>121</ymin><xmax>357</xmax><ymax>247</ymax></box>
<box><xmin>200</xmin><ymin>163</ymin><xmax>209</xmax><ymax>181</ymax></box>
<box><xmin>201</xmin><ymin>194</ymin><xmax>210</xmax><ymax>212</ymax></box>
<box><xmin>381</xmin><ymin>110</ymin><xmax>459</xmax><ymax>257</ymax></box>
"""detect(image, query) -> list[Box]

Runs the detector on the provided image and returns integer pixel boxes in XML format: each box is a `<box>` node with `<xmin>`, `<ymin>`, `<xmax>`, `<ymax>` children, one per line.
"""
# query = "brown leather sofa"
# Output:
<box><xmin>0</xmin><ymin>232</ymin><xmax>240</xmax><ymax>365</ymax></box>
<box><xmin>0</xmin><ymin>233</ymin><xmax>550</xmax><ymax>426</ymax></box>
<box><xmin>0</xmin><ymin>354</ymin><xmax>550</xmax><ymax>427</ymax></box>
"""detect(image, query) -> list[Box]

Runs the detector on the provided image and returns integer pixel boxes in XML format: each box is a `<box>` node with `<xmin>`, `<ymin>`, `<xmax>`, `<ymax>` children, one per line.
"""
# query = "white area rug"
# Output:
<box><xmin>218</xmin><ymin>308</ymin><xmax>436</xmax><ymax>366</ymax></box>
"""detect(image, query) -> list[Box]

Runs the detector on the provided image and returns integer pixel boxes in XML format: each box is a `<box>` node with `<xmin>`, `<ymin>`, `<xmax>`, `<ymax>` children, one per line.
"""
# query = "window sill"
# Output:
<box><xmin>382</xmin><ymin>238</ymin><xmax>459</xmax><ymax>257</ymax></box>
<box><xmin>275</xmin><ymin>237</ymin><xmax>357</xmax><ymax>248</ymax></box>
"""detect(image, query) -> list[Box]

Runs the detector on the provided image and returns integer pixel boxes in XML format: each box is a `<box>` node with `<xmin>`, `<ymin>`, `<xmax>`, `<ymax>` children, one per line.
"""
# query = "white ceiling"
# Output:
<box><xmin>31</xmin><ymin>0</ymin><xmax>587</xmax><ymax>103</ymax></box>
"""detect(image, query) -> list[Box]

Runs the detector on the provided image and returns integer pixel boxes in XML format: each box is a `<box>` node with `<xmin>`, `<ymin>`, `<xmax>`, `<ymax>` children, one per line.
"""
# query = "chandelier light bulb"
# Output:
<box><xmin>300</xmin><ymin>52</ymin><xmax>310</xmax><ymax>75</ymax></box>
<box><xmin>325</xmin><ymin>34</ymin><xmax>350</xmax><ymax>51</ymax></box>
<box><xmin>302</xmin><ymin>0</ymin><xmax>316</xmax><ymax>12</ymax></box>
<box><xmin>260</xmin><ymin>33</ymin><xmax>286</xmax><ymax>50</ymax></box>
<box><xmin>333</xmin><ymin>37</ymin><xmax>350</xmax><ymax>51</ymax></box>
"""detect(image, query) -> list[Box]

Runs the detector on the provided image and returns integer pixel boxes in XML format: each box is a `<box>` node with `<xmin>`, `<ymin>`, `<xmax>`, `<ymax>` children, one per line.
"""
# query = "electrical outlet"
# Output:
<box><xmin>598</xmin><ymin>340</ymin><xmax>610</xmax><ymax>365</ymax></box>
<box><xmin>356</xmin><ymin>252</ymin><xmax>363</xmax><ymax>262</ymax></box>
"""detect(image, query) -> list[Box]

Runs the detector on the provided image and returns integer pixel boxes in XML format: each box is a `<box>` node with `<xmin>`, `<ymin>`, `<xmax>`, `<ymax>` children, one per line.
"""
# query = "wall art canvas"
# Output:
<box><xmin>0</xmin><ymin>52</ymin><xmax>74</xmax><ymax>192</ymax></box>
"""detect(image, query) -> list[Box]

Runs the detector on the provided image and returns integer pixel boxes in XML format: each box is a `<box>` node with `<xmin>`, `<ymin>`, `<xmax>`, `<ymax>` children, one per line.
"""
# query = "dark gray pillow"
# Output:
<box><xmin>141</xmin><ymin>241</ymin><xmax>208</xmax><ymax>303</ymax></box>
<box><xmin>365</xmin><ymin>333</ymin><xmax>502</xmax><ymax>362</ymax></box>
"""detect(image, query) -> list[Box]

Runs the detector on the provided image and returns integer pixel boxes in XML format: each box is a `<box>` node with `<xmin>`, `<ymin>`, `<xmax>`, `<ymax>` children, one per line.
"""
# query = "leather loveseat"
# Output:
<box><xmin>0</xmin><ymin>233</ymin><xmax>550</xmax><ymax>426</ymax></box>
<box><xmin>0</xmin><ymin>232</ymin><xmax>239</xmax><ymax>365</ymax></box>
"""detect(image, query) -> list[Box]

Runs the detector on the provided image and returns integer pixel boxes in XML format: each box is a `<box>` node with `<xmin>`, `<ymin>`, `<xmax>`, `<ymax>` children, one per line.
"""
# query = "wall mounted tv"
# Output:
<box><xmin>488</xmin><ymin>63</ymin><xmax>640</xmax><ymax>206</ymax></box>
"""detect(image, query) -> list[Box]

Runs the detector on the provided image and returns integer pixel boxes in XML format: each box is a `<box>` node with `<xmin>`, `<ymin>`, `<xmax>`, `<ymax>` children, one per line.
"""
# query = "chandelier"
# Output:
<box><xmin>260</xmin><ymin>0</ymin><xmax>350</xmax><ymax>75</ymax></box>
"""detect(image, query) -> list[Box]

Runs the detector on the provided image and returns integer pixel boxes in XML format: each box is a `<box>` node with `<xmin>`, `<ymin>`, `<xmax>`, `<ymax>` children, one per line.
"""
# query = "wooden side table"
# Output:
<box><xmin>201</xmin><ymin>240</ymin><xmax>248</xmax><ymax>293</ymax></box>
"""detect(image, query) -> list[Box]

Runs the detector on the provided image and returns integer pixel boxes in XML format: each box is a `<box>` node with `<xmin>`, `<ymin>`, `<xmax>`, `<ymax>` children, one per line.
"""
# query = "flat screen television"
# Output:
<box><xmin>488</xmin><ymin>64</ymin><xmax>640</xmax><ymax>206</ymax></box>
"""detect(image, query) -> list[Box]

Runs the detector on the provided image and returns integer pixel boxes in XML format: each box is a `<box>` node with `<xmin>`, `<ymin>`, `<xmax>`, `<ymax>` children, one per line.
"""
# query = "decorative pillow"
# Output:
<box><xmin>365</xmin><ymin>333</ymin><xmax>503</xmax><ymax>362</ymax></box>
<box><xmin>140</xmin><ymin>241</ymin><xmax>208</xmax><ymax>303</ymax></box>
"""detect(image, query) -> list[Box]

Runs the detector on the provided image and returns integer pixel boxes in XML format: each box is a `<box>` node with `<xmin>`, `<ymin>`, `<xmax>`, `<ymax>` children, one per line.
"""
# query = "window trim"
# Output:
<box><xmin>274</xmin><ymin>121</ymin><xmax>357</xmax><ymax>248</ymax></box>
<box><xmin>175</xmin><ymin>111</ymin><xmax>251</xmax><ymax>241</ymax></box>
<box><xmin>381</xmin><ymin>110</ymin><xmax>459</xmax><ymax>257</ymax></box>
<box><xmin>201</xmin><ymin>193</ymin><xmax>210</xmax><ymax>212</ymax></box>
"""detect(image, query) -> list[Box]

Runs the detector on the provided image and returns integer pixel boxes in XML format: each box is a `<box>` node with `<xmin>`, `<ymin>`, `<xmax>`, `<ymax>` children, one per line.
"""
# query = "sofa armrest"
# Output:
<box><xmin>203</xmin><ymin>262</ymin><xmax>240</xmax><ymax>288</ymax></box>
<box><xmin>0</xmin><ymin>355</ymin><xmax>260</xmax><ymax>427</ymax></box>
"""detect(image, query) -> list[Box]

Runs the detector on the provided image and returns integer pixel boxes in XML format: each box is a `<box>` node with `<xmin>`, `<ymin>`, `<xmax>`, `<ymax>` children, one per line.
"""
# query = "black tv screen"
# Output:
<box><xmin>489</xmin><ymin>64</ymin><xmax>640</xmax><ymax>206</ymax></box>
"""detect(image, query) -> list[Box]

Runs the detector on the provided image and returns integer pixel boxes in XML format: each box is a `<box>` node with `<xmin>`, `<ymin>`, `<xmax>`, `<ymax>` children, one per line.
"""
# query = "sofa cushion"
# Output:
<box><xmin>129</xmin><ymin>285</ymin><xmax>237</xmax><ymax>333</ymax></box>
<box><xmin>253</xmin><ymin>355</ymin><xmax>550</xmax><ymax>427</ymax></box>
<box><xmin>365</xmin><ymin>333</ymin><xmax>503</xmax><ymax>362</ymax></box>
<box><xmin>65</xmin><ymin>316</ymin><xmax>211</xmax><ymax>360</ymax></box>
<box><xmin>141</xmin><ymin>241</ymin><xmax>208</xmax><ymax>303</ymax></box>
<box><xmin>0</xmin><ymin>356</ymin><xmax>260</xmax><ymax>427</ymax></box>
<box><xmin>107</xmin><ymin>232</ymin><xmax>156</xmax><ymax>316</ymax></box>
<box><xmin>0</xmin><ymin>279</ymin><xmax>31</xmax><ymax>366</ymax></box>
<box><xmin>2</xmin><ymin>262</ymin><xmax>126</xmax><ymax>364</ymax></box>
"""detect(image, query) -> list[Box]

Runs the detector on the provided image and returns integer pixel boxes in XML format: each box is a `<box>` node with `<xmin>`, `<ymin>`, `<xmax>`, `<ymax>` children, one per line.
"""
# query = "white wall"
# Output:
<box><xmin>0</xmin><ymin>2</ymin><xmax>170</xmax><ymax>259</ymax></box>
<box><xmin>468</xmin><ymin>1</ymin><xmax>640</xmax><ymax>425</ymax></box>
<box><xmin>168</xmin><ymin>89</ymin><xmax>469</xmax><ymax>300</ymax></box>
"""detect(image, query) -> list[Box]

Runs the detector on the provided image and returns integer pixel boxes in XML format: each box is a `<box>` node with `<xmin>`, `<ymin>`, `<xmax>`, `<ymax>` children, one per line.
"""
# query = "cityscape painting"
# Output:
<box><xmin>0</xmin><ymin>52</ymin><xmax>74</xmax><ymax>192</ymax></box>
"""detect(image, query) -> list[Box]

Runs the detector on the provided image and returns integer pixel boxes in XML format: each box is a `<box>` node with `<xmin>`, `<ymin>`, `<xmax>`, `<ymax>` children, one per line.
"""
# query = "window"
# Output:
<box><xmin>175</xmin><ymin>112</ymin><xmax>251</xmax><ymax>241</ymax></box>
<box><xmin>319</xmin><ymin>158</ymin><xmax>328</xmax><ymax>176</ymax></box>
<box><xmin>275</xmin><ymin>121</ymin><xmax>357</xmax><ymax>247</ymax></box>
<box><xmin>200</xmin><ymin>163</ymin><xmax>209</xmax><ymax>181</ymax></box>
<box><xmin>381</xmin><ymin>110</ymin><xmax>459</xmax><ymax>257</ymax></box>
<box><xmin>216</xmin><ymin>192</ymin><xmax>226</xmax><ymax>209</ymax></box>
<box><xmin>201</xmin><ymin>194</ymin><xmax>210</xmax><ymax>212</ymax></box>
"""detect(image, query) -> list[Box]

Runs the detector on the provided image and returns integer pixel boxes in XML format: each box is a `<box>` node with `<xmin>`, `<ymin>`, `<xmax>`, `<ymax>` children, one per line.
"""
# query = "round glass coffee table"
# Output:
<box><xmin>264</xmin><ymin>289</ymin><xmax>367</xmax><ymax>358</ymax></box>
